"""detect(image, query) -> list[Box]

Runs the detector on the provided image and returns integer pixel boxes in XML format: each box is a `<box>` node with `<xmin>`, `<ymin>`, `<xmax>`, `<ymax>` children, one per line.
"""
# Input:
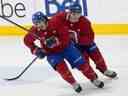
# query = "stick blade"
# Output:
<box><xmin>4</xmin><ymin>77</ymin><xmax>19</xmax><ymax>81</ymax></box>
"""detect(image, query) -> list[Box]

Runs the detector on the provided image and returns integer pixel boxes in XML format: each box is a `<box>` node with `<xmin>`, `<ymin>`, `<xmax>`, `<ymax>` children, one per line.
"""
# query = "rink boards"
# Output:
<box><xmin>0</xmin><ymin>24</ymin><xmax>128</xmax><ymax>36</ymax></box>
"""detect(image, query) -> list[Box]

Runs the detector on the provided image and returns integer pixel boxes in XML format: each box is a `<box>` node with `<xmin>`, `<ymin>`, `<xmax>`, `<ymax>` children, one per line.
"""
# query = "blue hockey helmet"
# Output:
<box><xmin>69</xmin><ymin>3</ymin><xmax>82</xmax><ymax>13</ymax></box>
<box><xmin>32</xmin><ymin>11</ymin><xmax>48</xmax><ymax>24</ymax></box>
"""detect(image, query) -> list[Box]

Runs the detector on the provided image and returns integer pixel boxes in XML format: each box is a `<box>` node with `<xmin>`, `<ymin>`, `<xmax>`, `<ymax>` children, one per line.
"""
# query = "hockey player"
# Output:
<box><xmin>68</xmin><ymin>3</ymin><xmax>117</xmax><ymax>78</ymax></box>
<box><xmin>50</xmin><ymin>3</ymin><xmax>117</xmax><ymax>79</ymax></box>
<box><xmin>24</xmin><ymin>11</ymin><xmax>104</xmax><ymax>93</ymax></box>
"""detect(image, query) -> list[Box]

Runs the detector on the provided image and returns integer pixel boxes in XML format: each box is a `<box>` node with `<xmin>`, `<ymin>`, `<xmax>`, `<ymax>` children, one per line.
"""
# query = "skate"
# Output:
<box><xmin>73</xmin><ymin>83</ymin><xmax>82</xmax><ymax>93</ymax></box>
<box><xmin>91</xmin><ymin>79</ymin><xmax>104</xmax><ymax>88</ymax></box>
<box><xmin>103</xmin><ymin>70</ymin><xmax>117</xmax><ymax>78</ymax></box>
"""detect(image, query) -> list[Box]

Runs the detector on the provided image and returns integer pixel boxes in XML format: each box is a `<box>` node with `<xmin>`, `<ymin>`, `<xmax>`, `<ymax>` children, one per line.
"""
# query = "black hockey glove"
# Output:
<box><xmin>34</xmin><ymin>48</ymin><xmax>45</xmax><ymax>59</ymax></box>
<box><xmin>45</xmin><ymin>36</ymin><xmax>59</xmax><ymax>48</ymax></box>
<box><xmin>75</xmin><ymin>42</ymin><xmax>97</xmax><ymax>53</ymax></box>
<box><xmin>75</xmin><ymin>44</ymin><xmax>86</xmax><ymax>53</ymax></box>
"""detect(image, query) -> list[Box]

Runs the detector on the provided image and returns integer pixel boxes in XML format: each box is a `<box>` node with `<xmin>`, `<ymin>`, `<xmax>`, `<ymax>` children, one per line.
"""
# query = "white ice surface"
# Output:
<box><xmin>0</xmin><ymin>36</ymin><xmax>127</xmax><ymax>96</ymax></box>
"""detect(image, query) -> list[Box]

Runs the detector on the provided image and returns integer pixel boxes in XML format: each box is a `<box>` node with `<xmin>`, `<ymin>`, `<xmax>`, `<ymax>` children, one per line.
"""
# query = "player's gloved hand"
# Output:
<box><xmin>33</xmin><ymin>47</ymin><xmax>45</xmax><ymax>59</ymax></box>
<box><xmin>75</xmin><ymin>42</ymin><xmax>97</xmax><ymax>53</ymax></box>
<box><xmin>74</xmin><ymin>44</ymin><xmax>86</xmax><ymax>53</ymax></box>
<box><xmin>45</xmin><ymin>36</ymin><xmax>59</xmax><ymax>48</ymax></box>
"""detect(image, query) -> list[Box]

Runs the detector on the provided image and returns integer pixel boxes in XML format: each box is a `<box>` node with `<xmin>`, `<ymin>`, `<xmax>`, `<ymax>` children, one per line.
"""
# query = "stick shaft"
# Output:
<box><xmin>0</xmin><ymin>16</ymin><xmax>29</xmax><ymax>31</ymax></box>
<box><xmin>5</xmin><ymin>57</ymin><xmax>38</xmax><ymax>81</ymax></box>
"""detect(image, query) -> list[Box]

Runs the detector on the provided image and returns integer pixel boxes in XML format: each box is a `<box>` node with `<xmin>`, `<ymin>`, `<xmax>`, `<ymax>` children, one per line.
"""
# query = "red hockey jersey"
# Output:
<box><xmin>51</xmin><ymin>12</ymin><xmax>95</xmax><ymax>45</ymax></box>
<box><xmin>24</xmin><ymin>20</ymin><xmax>70</xmax><ymax>54</ymax></box>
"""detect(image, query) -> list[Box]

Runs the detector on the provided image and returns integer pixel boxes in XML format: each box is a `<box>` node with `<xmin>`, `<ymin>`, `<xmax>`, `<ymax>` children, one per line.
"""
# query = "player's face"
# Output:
<box><xmin>35</xmin><ymin>21</ymin><xmax>47</xmax><ymax>30</ymax></box>
<box><xmin>69</xmin><ymin>12</ymin><xmax>81</xmax><ymax>23</ymax></box>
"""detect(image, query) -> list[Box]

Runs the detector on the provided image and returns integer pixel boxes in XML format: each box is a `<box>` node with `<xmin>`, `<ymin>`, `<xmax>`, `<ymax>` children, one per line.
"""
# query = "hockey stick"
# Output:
<box><xmin>4</xmin><ymin>57</ymin><xmax>38</xmax><ymax>81</ymax></box>
<box><xmin>0</xmin><ymin>16</ymin><xmax>29</xmax><ymax>31</ymax></box>
<box><xmin>0</xmin><ymin>16</ymin><xmax>41</xmax><ymax>40</ymax></box>
<box><xmin>0</xmin><ymin>16</ymin><xmax>40</xmax><ymax>81</ymax></box>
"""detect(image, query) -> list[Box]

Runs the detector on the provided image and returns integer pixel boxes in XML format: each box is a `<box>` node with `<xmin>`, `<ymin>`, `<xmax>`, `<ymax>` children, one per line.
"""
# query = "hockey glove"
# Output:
<box><xmin>45</xmin><ymin>36</ymin><xmax>59</xmax><ymax>48</ymax></box>
<box><xmin>75</xmin><ymin>42</ymin><xmax>97</xmax><ymax>53</ymax></box>
<box><xmin>75</xmin><ymin>44</ymin><xmax>86</xmax><ymax>53</ymax></box>
<box><xmin>33</xmin><ymin>47</ymin><xmax>45</xmax><ymax>59</ymax></box>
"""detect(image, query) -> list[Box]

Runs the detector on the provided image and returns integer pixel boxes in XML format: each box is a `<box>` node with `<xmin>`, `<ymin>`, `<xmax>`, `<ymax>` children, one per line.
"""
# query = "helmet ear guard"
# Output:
<box><xmin>32</xmin><ymin>11</ymin><xmax>48</xmax><ymax>24</ymax></box>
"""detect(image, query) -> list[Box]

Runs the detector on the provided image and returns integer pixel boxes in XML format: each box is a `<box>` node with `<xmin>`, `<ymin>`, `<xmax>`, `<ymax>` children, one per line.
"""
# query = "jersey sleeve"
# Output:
<box><xmin>49</xmin><ymin>12</ymin><xmax>66</xmax><ymax>29</ymax></box>
<box><xmin>57</xmin><ymin>26</ymin><xmax>70</xmax><ymax>48</ymax></box>
<box><xmin>24</xmin><ymin>27</ymin><xmax>38</xmax><ymax>54</ymax></box>
<box><xmin>79</xmin><ymin>17</ymin><xmax>95</xmax><ymax>45</ymax></box>
<box><xmin>48</xmin><ymin>12</ymin><xmax>70</xmax><ymax>49</ymax></box>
